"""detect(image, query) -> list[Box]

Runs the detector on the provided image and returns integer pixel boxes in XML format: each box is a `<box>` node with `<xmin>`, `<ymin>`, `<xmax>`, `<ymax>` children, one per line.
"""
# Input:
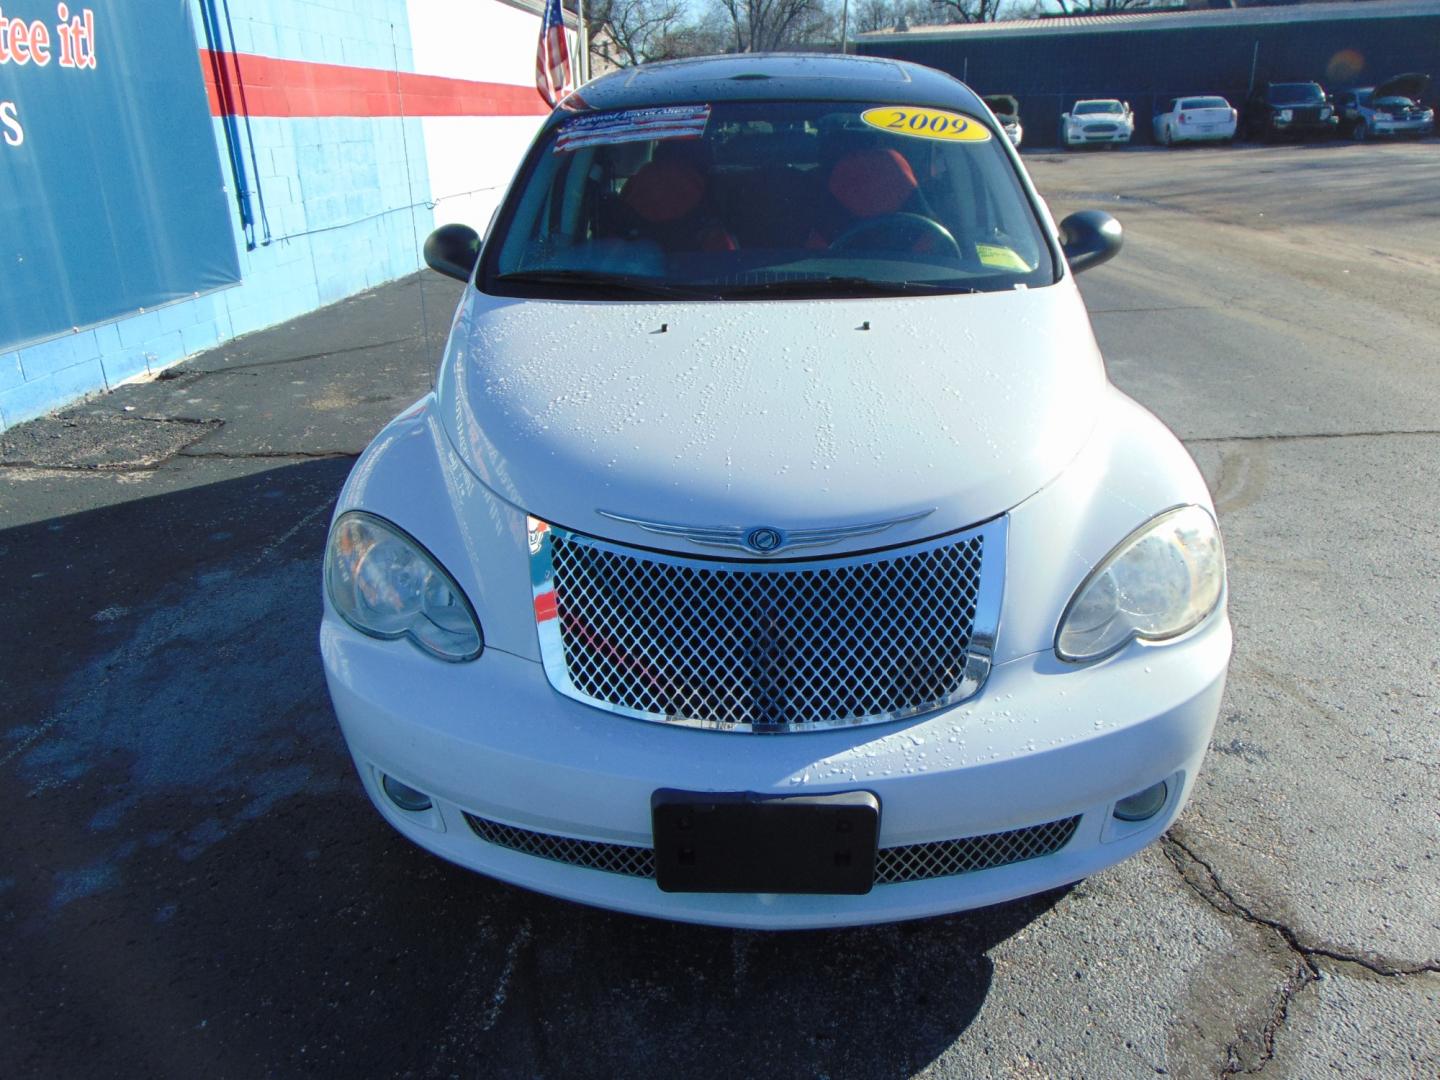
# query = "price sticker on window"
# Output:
<box><xmin>861</xmin><ymin>107</ymin><xmax>992</xmax><ymax>142</ymax></box>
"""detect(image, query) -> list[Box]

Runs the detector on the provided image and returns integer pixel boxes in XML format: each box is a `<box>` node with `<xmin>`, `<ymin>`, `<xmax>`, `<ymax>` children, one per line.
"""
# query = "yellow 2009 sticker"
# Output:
<box><xmin>861</xmin><ymin>106</ymin><xmax>992</xmax><ymax>142</ymax></box>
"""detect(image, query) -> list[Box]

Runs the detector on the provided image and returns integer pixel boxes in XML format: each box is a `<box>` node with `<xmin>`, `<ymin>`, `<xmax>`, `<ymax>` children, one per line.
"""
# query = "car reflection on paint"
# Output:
<box><xmin>319</xmin><ymin>53</ymin><xmax>1231</xmax><ymax>929</ymax></box>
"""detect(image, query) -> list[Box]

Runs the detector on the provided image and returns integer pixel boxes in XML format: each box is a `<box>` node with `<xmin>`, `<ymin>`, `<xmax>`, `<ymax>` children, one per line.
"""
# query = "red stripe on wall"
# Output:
<box><xmin>200</xmin><ymin>49</ymin><xmax>551</xmax><ymax>118</ymax></box>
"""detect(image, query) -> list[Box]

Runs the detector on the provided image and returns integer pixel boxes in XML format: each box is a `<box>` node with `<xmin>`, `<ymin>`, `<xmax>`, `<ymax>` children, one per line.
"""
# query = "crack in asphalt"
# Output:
<box><xmin>1184</xmin><ymin>429</ymin><xmax>1440</xmax><ymax>445</ymax></box>
<box><xmin>0</xmin><ymin>449</ymin><xmax>360</xmax><ymax>473</ymax></box>
<box><xmin>154</xmin><ymin>335</ymin><xmax>422</xmax><ymax>382</ymax></box>
<box><xmin>178</xmin><ymin>449</ymin><xmax>362</xmax><ymax>461</ymax></box>
<box><xmin>1161</xmin><ymin>830</ymin><xmax>1440</xmax><ymax>1076</ymax></box>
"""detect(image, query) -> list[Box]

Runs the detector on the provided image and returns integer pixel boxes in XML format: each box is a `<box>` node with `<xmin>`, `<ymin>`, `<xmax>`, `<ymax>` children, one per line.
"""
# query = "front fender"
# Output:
<box><xmin>998</xmin><ymin>389</ymin><xmax>1219</xmax><ymax>663</ymax></box>
<box><xmin>330</xmin><ymin>394</ymin><xmax>540</xmax><ymax>660</ymax></box>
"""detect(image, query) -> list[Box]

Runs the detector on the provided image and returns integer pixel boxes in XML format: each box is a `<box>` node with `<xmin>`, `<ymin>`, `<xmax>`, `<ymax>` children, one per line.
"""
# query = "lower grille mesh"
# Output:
<box><xmin>463</xmin><ymin>812</ymin><xmax>1079</xmax><ymax>886</ymax></box>
<box><xmin>872</xmin><ymin>816</ymin><xmax>1080</xmax><ymax>884</ymax></box>
<box><xmin>464</xmin><ymin>814</ymin><xmax>656</xmax><ymax>878</ymax></box>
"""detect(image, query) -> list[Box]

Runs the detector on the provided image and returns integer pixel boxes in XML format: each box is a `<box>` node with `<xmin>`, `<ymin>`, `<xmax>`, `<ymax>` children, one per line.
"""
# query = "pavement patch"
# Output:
<box><xmin>0</xmin><ymin>413</ymin><xmax>221</xmax><ymax>470</ymax></box>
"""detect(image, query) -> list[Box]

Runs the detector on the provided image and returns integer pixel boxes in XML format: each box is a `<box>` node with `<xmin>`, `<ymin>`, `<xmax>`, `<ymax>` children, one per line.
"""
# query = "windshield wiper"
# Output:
<box><xmin>721</xmin><ymin>276</ymin><xmax>979</xmax><ymax>298</ymax></box>
<box><xmin>493</xmin><ymin>269</ymin><xmax>719</xmax><ymax>299</ymax></box>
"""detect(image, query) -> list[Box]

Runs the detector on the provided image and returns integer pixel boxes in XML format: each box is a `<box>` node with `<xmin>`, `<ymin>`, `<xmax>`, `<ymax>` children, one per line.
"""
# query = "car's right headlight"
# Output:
<box><xmin>1055</xmin><ymin>506</ymin><xmax>1225</xmax><ymax>662</ymax></box>
<box><xmin>325</xmin><ymin>511</ymin><xmax>483</xmax><ymax>661</ymax></box>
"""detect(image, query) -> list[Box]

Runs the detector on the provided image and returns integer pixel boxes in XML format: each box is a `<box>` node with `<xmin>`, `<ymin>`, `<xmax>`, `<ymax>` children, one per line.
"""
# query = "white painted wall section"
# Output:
<box><xmin>407</xmin><ymin>0</ymin><xmax>565</xmax><ymax>234</ymax></box>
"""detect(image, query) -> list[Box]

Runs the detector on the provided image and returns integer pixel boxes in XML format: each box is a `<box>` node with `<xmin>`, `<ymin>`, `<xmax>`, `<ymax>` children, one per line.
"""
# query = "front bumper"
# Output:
<box><xmin>1372</xmin><ymin>117</ymin><xmax>1434</xmax><ymax>136</ymax></box>
<box><xmin>1270</xmin><ymin>115</ymin><xmax>1339</xmax><ymax>135</ymax></box>
<box><xmin>1065</xmin><ymin>129</ymin><xmax>1132</xmax><ymax>145</ymax></box>
<box><xmin>322</xmin><ymin>601</ymin><xmax>1230</xmax><ymax>929</ymax></box>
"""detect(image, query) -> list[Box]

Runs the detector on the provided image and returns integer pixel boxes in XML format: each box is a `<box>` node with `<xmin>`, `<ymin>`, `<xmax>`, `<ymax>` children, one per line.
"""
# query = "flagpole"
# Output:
<box><xmin>576</xmin><ymin>0</ymin><xmax>589</xmax><ymax>82</ymax></box>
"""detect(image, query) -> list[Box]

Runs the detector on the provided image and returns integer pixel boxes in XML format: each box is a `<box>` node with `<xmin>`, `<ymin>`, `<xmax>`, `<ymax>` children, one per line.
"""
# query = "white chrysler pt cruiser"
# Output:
<box><xmin>320</xmin><ymin>54</ymin><xmax>1230</xmax><ymax>929</ymax></box>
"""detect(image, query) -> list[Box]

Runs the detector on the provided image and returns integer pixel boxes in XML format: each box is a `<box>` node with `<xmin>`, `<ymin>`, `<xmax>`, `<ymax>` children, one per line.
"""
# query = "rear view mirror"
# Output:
<box><xmin>424</xmin><ymin>223</ymin><xmax>481</xmax><ymax>282</ymax></box>
<box><xmin>1059</xmin><ymin>211</ymin><xmax>1123</xmax><ymax>275</ymax></box>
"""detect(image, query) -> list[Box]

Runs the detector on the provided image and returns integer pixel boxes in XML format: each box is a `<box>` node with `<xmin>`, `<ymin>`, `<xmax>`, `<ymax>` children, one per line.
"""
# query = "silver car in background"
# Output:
<box><xmin>1337</xmin><ymin>74</ymin><xmax>1434</xmax><ymax>140</ymax></box>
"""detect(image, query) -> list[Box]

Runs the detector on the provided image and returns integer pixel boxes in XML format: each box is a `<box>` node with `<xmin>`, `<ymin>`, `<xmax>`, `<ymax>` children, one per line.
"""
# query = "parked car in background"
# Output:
<box><xmin>1152</xmin><ymin>95</ymin><xmax>1237</xmax><ymax>146</ymax></box>
<box><xmin>1244</xmin><ymin>82</ymin><xmax>1338</xmax><ymax>141</ymax></box>
<box><xmin>1336</xmin><ymin>74</ymin><xmax>1435</xmax><ymax>140</ymax></box>
<box><xmin>1061</xmin><ymin>99</ymin><xmax>1134</xmax><ymax>147</ymax></box>
<box><xmin>983</xmin><ymin>94</ymin><xmax>1024</xmax><ymax>147</ymax></box>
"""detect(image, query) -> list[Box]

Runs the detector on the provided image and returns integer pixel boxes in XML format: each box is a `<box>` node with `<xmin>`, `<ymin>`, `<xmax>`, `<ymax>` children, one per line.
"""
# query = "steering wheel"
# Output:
<box><xmin>829</xmin><ymin>213</ymin><xmax>964</xmax><ymax>261</ymax></box>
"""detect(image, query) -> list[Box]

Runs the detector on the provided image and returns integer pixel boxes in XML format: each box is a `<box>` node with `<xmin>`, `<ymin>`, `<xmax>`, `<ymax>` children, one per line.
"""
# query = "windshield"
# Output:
<box><xmin>1074</xmin><ymin>101</ymin><xmax>1123</xmax><ymax>115</ymax></box>
<box><xmin>483</xmin><ymin>100</ymin><xmax>1054</xmax><ymax>300</ymax></box>
<box><xmin>1180</xmin><ymin>97</ymin><xmax>1229</xmax><ymax>110</ymax></box>
<box><xmin>1270</xmin><ymin>84</ymin><xmax>1325</xmax><ymax>104</ymax></box>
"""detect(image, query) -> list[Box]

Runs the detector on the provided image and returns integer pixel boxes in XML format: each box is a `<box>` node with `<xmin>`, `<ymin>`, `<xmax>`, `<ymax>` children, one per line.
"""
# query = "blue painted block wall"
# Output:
<box><xmin>1</xmin><ymin>0</ymin><xmax>433</xmax><ymax>432</ymax></box>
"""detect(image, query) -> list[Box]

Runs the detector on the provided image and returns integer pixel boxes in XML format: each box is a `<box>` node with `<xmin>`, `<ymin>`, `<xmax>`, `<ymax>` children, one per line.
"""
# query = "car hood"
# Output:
<box><xmin>436</xmin><ymin>284</ymin><xmax>1105</xmax><ymax>553</ymax></box>
<box><xmin>1373</xmin><ymin>72</ymin><xmax>1431</xmax><ymax>103</ymax></box>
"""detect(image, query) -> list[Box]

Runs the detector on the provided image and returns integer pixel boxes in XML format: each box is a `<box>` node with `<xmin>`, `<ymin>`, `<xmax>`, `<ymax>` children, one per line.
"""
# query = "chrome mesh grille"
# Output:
<box><xmin>464</xmin><ymin>814</ymin><xmax>655</xmax><ymax>878</ymax></box>
<box><xmin>463</xmin><ymin>812</ymin><xmax>1079</xmax><ymax>885</ymax></box>
<box><xmin>873</xmin><ymin>816</ymin><xmax>1080</xmax><ymax>884</ymax></box>
<box><xmin>537</xmin><ymin>529</ymin><xmax>988</xmax><ymax>732</ymax></box>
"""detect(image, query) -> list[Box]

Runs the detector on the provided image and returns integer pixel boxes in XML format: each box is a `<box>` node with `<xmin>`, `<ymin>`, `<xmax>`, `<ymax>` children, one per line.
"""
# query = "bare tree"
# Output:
<box><xmin>645</xmin><ymin>16</ymin><xmax>732</xmax><ymax>60</ymax></box>
<box><xmin>925</xmin><ymin>0</ymin><xmax>1008</xmax><ymax>23</ymax></box>
<box><xmin>711</xmin><ymin>0</ymin><xmax>836</xmax><ymax>53</ymax></box>
<box><xmin>851</xmin><ymin>0</ymin><xmax>928</xmax><ymax>33</ymax></box>
<box><xmin>589</xmin><ymin>0</ymin><xmax>688</xmax><ymax>66</ymax></box>
<box><xmin>1050</xmin><ymin>0</ymin><xmax>1154</xmax><ymax>11</ymax></box>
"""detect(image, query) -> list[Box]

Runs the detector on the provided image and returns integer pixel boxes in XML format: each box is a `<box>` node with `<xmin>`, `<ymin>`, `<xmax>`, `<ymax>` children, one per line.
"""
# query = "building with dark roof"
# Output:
<box><xmin>855</xmin><ymin>0</ymin><xmax>1440</xmax><ymax>146</ymax></box>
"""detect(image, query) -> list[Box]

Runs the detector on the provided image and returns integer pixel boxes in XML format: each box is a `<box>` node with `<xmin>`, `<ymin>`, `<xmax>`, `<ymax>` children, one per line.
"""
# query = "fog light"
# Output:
<box><xmin>1113</xmin><ymin>781</ymin><xmax>1168</xmax><ymax>822</ymax></box>
<box><xmin>381</xmin><ymin>773</ymin><xmax>433</xmax><ymax>812</ymax></box>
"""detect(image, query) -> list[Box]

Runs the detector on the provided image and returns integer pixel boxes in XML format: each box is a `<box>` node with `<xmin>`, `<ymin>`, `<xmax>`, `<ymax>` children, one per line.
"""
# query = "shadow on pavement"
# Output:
<box><xmin>0</xmin><ymin>459</ymin><xmax>1063</xmax><ymax>1077</ymax></box>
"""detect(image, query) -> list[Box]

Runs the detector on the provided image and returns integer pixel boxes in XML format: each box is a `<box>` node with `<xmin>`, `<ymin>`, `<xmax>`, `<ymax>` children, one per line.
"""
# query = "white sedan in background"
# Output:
<box><xmin>1153</xmin><ymin>95</ymin><xmax>1238</xmax><ymax>146</ymax></box>
<box><xmin>1062</xmin><ymin>100</ymin><xmax>1134</xmax><ymax>147</ymax></box>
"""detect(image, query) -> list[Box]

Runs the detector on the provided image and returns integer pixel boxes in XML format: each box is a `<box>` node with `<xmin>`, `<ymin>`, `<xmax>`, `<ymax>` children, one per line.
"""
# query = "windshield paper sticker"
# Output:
<box><xmin>861</xmin><ymin>107</ymin><xmax>992</xmax><ymax>142</ymax></box>
<box><xmin>555</xmin><ymin>105</ymin><xmax>712</xmax><ymax>152</ymax></box>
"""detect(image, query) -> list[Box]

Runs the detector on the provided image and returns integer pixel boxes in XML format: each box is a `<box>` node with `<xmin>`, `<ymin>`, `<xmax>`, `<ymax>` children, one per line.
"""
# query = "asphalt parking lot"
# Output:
<box><xmin>3</xmin><ymin>140</ymin><xmax>1437</xmax><ymax>1078</ymax></box>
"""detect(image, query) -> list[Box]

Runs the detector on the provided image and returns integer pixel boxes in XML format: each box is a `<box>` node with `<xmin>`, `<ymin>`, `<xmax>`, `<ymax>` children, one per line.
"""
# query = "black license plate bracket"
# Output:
<box><xmin>651</xmin><ymin>789</ymin><xmax>880</xmax><ymax>895</ymax></box>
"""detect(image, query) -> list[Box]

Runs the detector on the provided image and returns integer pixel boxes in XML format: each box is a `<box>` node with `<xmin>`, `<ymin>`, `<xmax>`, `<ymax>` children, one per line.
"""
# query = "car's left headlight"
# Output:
<box><xmin>325</xmin><ymin>511</ymin><xmax>483</xmax><ymax>661</ymax></box>
<box><xmin>1055</xmin><ymin>506</ymin><xmax>1225</xmax><ymax>662</ymax></box>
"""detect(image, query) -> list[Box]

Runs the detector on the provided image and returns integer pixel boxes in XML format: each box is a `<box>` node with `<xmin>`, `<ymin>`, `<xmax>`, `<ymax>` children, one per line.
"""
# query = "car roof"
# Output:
<box><xmin>556</xmin><ymin>53</ymin><xmax>986</xmax><ymax>118</ymax></box>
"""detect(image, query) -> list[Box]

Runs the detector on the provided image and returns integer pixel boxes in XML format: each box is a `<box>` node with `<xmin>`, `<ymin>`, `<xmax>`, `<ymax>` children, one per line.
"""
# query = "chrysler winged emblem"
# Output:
<box><xmin>596</xmin><ymin>508</ymin><xmax>934</xmax><ymax>555</ymax></box>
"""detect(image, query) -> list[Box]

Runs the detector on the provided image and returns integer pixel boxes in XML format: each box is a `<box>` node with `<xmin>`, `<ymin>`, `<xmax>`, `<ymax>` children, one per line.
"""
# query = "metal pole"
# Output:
<box><xmin>840</xmin><ymin>0</ymin><xmax>849</xmax><ymax>55</ymax></box>
<box><xmin>577</xmin><ymin>0</ymin><xmax>589</xmax><ymax>82</ymax></box>
<box><xmin>1248</xmin><ymin>41</ymin><xmax>1259</xmax><ymax>94</ymax></box>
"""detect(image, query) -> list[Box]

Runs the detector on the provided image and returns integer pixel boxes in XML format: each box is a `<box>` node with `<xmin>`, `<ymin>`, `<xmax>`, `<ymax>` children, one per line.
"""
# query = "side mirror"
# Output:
<box><xmin>424</xmin><ymin>223</ymin><xmax>481</xmax><ymax>282</ymax></box>
<box><xmin>1059</xmin><ymin>210</ymin><xmax>1123</xmax><ymax>275</ymax></box>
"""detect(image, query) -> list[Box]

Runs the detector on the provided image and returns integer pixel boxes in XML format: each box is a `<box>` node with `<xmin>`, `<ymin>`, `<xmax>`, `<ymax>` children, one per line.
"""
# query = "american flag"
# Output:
<box><xmin>535</xmin><ymin>0</ymin><xmax>572</xmax><ymax>108</ymax></box>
